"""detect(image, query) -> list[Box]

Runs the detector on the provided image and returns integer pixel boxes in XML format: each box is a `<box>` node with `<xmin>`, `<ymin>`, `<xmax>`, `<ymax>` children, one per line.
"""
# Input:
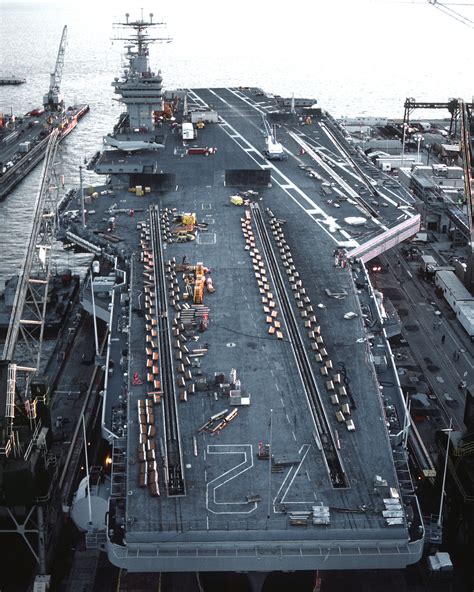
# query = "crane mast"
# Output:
<box><xmin>43</xmin><ymin>25</ymin><xmax>68</xmax><ymax>110</ymax></box>
<box><xmin>262</xmin><ymin>115</ymin><xmax>287</xmax><ymax>161</ymax></box>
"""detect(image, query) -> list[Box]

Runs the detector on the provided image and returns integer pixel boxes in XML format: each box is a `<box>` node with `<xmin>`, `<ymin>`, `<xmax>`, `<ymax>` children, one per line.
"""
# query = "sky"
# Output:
<box><xmin>1</xmin><ymin>0</ymin><xmax>473</xmax><ymax>114</ymax></box>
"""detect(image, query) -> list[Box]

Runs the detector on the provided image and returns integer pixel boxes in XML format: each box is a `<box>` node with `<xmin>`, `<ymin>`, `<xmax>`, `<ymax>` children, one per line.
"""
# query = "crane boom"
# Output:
<box><xmin>262</xmin><ymin>115</ymin><xmax>288</xmax><ymax>161</ymax></box>
<box><xmin>459</xmin><ymin>99</ymin><xmax>474</xmax><ymax>287</ymax></box>
<box><xmin>427</xmin><ymin>0</ymin><xmax>474</xmax><ymax>28</ymax></box>
<box><xmin>43</xmin><ymin>25</ymin><xmax>68</xmax><ymax>110</ymax></box>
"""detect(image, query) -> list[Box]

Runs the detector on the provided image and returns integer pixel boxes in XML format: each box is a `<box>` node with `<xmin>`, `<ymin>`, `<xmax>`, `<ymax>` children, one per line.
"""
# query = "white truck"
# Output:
<box><xmin>181</xmin><ymin>122</ymin><xmax>195</xmax><ymax>141</ymax></box>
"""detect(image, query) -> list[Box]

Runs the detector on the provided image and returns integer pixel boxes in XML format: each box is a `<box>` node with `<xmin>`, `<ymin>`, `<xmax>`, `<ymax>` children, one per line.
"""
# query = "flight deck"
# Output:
<box><xmin>61</xmin><ymin>86</ymin><xmax>424</xmax><ymax>572</ymax></box>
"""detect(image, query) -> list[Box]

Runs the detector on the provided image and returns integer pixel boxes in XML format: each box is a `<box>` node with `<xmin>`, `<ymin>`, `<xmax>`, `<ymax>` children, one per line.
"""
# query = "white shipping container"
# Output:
<box><xmin>435</xmin><ymin>270</ymin><xmax>473</xmax><ymax>313</ymax></box>
<box><xmin>420</xmin><ymin>255</ymin><xmax>437</xmax><ymax>274</ymax></box>
<box><xmin>456</xmin><ymin>301</ymin><xmax>474</xmax><ymax>341</ymax></box>
<box><xmin>181</xmin><ymin>122</ymin><xmax>195</xmax><ymax>140</ymax></box>
<box><xmin>190</xmin><ymin>110</ymin><xmax>218</xmax><ymax>124</ymax></box>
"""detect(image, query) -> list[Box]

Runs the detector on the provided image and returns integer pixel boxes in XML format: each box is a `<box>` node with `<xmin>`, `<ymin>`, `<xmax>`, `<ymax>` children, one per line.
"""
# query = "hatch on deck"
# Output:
<box><xmin>130</xmin><ymin>173</ymin><xmax>177</xmax><ymax>191</ymax></box>
<box><xmin>225</xmin><ymin>169</ymin><xmax>271</xmax><ymax>187</ymax></box>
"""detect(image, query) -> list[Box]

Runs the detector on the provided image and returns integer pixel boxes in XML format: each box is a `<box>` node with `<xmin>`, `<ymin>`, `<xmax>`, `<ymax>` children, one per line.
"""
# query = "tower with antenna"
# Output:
<box><xmin>112</xmin><ymin>11</ymin><xmax>172</xmax><ymax>132</ymax></box>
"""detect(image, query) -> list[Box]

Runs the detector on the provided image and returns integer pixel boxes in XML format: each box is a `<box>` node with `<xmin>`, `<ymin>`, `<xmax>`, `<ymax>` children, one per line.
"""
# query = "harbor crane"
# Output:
<box><xmin>262</xmin><ymin>115</ymin><xmax>288</xmax><ymax>161</ymax></box>
<box><xmin>427</xmin><ymin>0</ymin><xmax>474</xmax><ymax>28</ymax></box>
<box><xmin>43</xmin><ymin>25</ymin><xmax>68</xmax><ymax>110</ymax></box>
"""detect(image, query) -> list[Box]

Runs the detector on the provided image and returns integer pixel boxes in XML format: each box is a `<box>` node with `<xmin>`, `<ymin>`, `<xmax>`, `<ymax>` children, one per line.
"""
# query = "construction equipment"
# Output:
<box><xmin>262</xmin><ymin>115</ymin><xmax>288</xmax><ymax>161</ymax></box>
<box><xmin>230</xmin><ymin>195</ymin><xmax>244</xmax><ymax>206</ymax></box>
<box><xmin>257</xmin><ymin>442</ymin><xmax>270</xmax><ymax>459</ymax></box>
<box><xmin>193</xmin><ymin>262</ymin><xmax>205</xmax><ymax>304</ymax></box>
<box><xmin>43</xmin><ymin>26</ymin><xmax>68</xmax><ymax>110</ymax></box>
<box><xmin>180</xmin><ymin>213</ymin><xmax>196</xmax><ymax>226</ymax></box>
<box><xmin>211</xmin><ymin>408</ymin><xmax>238</xmax><ymax>433</ymax></box>
<box><xmin>198</xmin><ymin>409</ymin><xmax>229</xmax><ymax>433</ymax></box>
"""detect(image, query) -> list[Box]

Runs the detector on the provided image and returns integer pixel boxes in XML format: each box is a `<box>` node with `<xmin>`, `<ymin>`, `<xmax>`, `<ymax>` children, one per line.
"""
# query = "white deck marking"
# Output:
<box><xmin>222</xmin><ymin>89</ymin><xmax>416</xmax><ymax>234</ymax></box>
<box><xmin>197</xmin><ymin>232</ymin><xmax>216</xmax><ymax>245</ymax></box>
<box><xmin>189</xmin><ymin>88</ymin><xmax>343</xmax><ymax>245</ymax></box>
<box><xmin>273</xmin><ymin>444</ymin><xmax>312</xmax><ymax>511</ymax></box>
<box><xmin>206</xmin><ymin>444</ymin><xmax>257</xmax><ymax>514</ymax></box>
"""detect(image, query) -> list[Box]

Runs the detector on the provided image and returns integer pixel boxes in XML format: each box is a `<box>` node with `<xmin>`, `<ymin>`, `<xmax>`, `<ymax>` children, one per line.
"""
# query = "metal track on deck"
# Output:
<box><xmin>149</xmin><ymin>205</ymin><xmax>185</xmax><ymax>495</ymax></box>
<box><xmin>251</xmin><ymin>203</ymin><xmax>347</xmax><ymax>488</ymax></box>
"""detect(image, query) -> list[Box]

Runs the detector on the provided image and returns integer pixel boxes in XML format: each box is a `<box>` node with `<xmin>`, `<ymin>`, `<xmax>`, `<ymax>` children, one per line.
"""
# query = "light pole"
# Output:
<box><xmin>426</xmin><ymin>143</ymin><xmax>431</xmax><ymax>165</ymax></box>
<box><xmin>267</xmin><ymin>408</ymin><xmax>273</xmax><ymax>521</ymax></box>
<box><xmin>401</xmin><ymin>123</ymin><xmax>407</xmax><ymax>167</ymax></box>
<box><xmin>79</xmin><ymin>165</ymin><xmax>86</xmax><ymax>228</ymax></box>
<box><xmin>90</xmin><ymin>274</ymin><xmax>100</xmax><ymax>359</ymax></box>
<box><xmin>414</xmin><ymin>134</ymin><xmax>424</xmax><ymax>164</ymax></box>
<box><xmin>437</xmin><ymin>417</ymin><xmax>454</xmax><ymax>529</ymax></box>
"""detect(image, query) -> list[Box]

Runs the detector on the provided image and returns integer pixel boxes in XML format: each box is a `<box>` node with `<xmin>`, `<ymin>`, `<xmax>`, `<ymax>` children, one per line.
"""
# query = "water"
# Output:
<box><xmin>0</xmin><ymin>0</ymin><xmax>473</xmax><ymax>285</ymax></box>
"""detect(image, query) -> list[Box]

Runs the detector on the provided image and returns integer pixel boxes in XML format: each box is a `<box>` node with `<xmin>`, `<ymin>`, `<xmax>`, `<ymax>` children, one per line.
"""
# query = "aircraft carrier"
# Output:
<box><xmin>0</xmin><ymin>12</ymin><xmax>431</xmax><ymax>588</ymax></box>
<box><xmin>50</xmin><ymin>12</ymin><xmax>428</xmax><ymax>577</ymax></box>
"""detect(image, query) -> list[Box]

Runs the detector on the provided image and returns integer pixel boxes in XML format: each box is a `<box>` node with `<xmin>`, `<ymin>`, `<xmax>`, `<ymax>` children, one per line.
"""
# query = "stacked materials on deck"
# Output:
<box><xmin>241</xmin><ymin>210</ymin><xmax>283</xmax><ymax>340</ymax></box>
<box><xmin>268</xmin><ymin>213</ymin><xmax>355</xmax><ymax>433</ymax></box>
<box><xmin>137</xmin><ymin>398</ymin><xmax>159</xmax><ymax>496</ymax></box>
<box><xmin>137</xmin><ymin>221</ymin><xmax>161</xmax><ymax>496</ymax></box>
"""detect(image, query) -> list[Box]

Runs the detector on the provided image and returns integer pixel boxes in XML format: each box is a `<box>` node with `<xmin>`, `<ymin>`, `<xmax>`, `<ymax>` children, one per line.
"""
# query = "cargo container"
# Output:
<box><xmin>420</xmin><ymin>255</ymin><xmax>437</xmax><ymax>274</ymax></box>
<box><xmin>435</xmin><ymin>269</ymin><xmax>473</xmax><ymax>313</ymax></box>
<box><xmin>190</xmin><ymin>110</ymin><xmax>218</xmax><ymax>124</ymax></box>
<box><xmin>19</xmin><ymin>141</ymin><xmax>31</xmax><ymax>153</ymax></box>
<box><xmin>181</xmin><ymin>122</ymin><xmax>195</xmax><ymax>140</ymax></box>
<box><xmin>456</xmin><ymin>301</ymin><xmax>474</xmax><ymax>341</ymax></box>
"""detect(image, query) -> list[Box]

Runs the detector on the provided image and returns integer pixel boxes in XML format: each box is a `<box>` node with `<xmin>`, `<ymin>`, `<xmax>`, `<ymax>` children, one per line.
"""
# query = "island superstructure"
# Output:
<box><xmin>59</xmin><ymin>12</ymin><xmax>425</xmax><ymax>575</ymax></box>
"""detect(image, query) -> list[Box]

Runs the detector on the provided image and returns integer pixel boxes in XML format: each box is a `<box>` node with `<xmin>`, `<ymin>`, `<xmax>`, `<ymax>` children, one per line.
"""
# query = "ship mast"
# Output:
<box><xmin>111</xmin><ymin>12</ymin><xmax>172</xmax><ymax>131</ymax></box>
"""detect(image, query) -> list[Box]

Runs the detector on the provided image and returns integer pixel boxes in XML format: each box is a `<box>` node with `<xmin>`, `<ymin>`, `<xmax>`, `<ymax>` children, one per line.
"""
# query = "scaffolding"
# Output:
<box><xmin>0</xmin><ymin>129</ymin><xmax>63</xmax><ymax>576</ymax></box>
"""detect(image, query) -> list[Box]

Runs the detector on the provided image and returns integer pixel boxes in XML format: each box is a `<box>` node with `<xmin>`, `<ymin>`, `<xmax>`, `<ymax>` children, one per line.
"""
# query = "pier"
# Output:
<box><xmin>0</xmin><ymin>77</ymin><xmax>26</xmax><ymax>85</ymax></box>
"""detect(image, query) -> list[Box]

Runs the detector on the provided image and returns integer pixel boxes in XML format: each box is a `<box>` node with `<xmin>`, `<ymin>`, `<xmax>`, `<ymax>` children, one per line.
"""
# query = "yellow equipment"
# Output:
<box><xmin>182</xmin><ymin>212</ymin><xmax>196</xmax><ymax>226</ymax></box>
<box><xmin>194</xmin><ymin>262</ymin><xmax>205</xmax><ymax>304</ymax></box>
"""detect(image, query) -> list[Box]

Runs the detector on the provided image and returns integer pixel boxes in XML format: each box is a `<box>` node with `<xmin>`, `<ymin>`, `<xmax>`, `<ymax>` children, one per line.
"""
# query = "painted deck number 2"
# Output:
<box><xmin>206</xmin><ymin>444</ymin><xmax>257</xmax><ymax>514</ymax></box>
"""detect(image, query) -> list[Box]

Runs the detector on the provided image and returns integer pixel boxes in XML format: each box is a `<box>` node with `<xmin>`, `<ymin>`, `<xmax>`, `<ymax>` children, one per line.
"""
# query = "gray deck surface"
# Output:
<box><xmin>63</xmin><ymin>87</ymin><xmax>423</xmax><ymax>570</ymax></box>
